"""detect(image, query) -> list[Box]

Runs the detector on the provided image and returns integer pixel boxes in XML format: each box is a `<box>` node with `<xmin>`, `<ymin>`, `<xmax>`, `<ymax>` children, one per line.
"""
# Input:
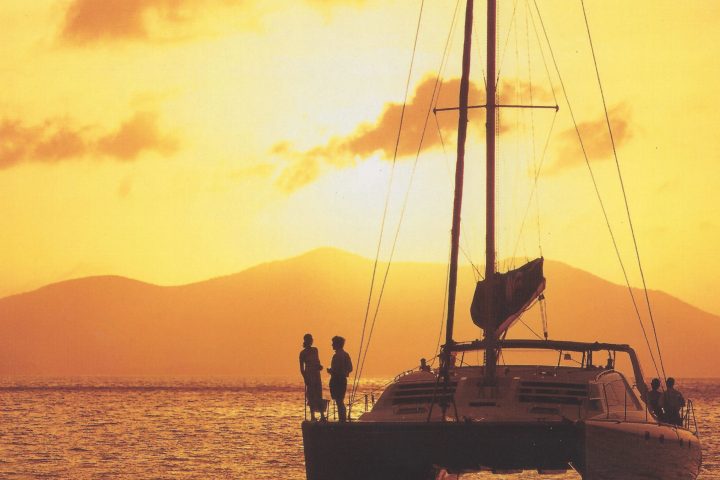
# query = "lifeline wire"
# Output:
<box><xmin>349</xmin><ymin>0</ymin><xmax>426</xmax><ymax>414</ymax></box>
<box><xmin>353</xmin><ymin>0</ymin><xmax>466</xmax><ymax>409</ymax></box>
<box><xmin>532</xmin><ymin>0</ymin><xmax>662</xmax><ymax>379</ymax></box>
<box><xmin>580</xmin><ymin>0</ymin><xmax>667</xmax><ymax>381</ymax></box>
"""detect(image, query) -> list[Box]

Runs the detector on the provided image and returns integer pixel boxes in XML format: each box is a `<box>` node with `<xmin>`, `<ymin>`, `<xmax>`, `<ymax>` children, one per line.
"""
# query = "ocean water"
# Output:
<box><xmin>0</xmin><ymin>377</ymin><xmax>717</xmax><ymax>479</ymax></box>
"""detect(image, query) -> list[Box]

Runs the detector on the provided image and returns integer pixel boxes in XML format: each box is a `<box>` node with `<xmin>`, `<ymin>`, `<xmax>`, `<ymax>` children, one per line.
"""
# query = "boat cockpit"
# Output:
<box><xmin>359</xmin><ymin>339</ymin><xmax>653</xmax><ymax>424</ymax></box>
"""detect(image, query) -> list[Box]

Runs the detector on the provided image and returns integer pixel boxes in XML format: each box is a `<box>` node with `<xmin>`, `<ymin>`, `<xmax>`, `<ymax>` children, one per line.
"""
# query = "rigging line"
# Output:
<box><xmin>435</xmin><ymin>0</ymin><xmax>462</xmax><ymax>112</ymax></box>
<box><xmin>433</xmin><ymin>0</ymin><xmax>483</xmax><ymax>282</ymax></box>
<box><xmin>519</xmin><ymin>316</ymin><xmax>544</xmax><ymax>340</ymax></box>
<box><xmin>352</xmin><ymin>0</ymin><xmax>453</xmax><ymax>402</ymax></box>
<box><xmin>526</xmin><ymin>0</ymin><xmax>558</xmax><ymax>106</ymax></box>
<box><xmin>511</xmin><ymin>5</ymin><xmax>522</xmax><ymax>268</ymax></box>
<box><xmin>506</xmin><ymin>2</ymin><xmax>538</xmax><ymax>264</ymax></box>
<box><xmin>435</xmin><ymin>251</ymin><xmax>452</xmax><ymax>359</ymax></box>
<box><xmin>470</xmin><ymin>2</ymin><xmax>487</xmax><ymax>90</ymax></box>
<box><xmin>531</xmin><ymin>0</ymin><xmax>662</xmax><ymax>379</ymax></box>
<box><xmin>520</xmin><ymin>297</ymin><xmax>545</xmax><ymax>338</ymax></box>
<box><xmin>525</xmin><ymin>2</ymin><xmax>543</xmax><ymax>258</ymax></box>
<box><xmin>580</xmin><ymin>0</ymin><xmax>667</xmax><ymax>381</ymax></box>
<box><xmin>434</xmin><ymin>0</ymin><xmax>462</xmax><ymax>124</ymax></box>
<box><xmin>510</xmin><ymin>111</ymin><xmax>557</xmax><ymax>261</ymax></box>
<box><xmin>352</xmin><ymin>0</ymin><xmax>464</xmax><ymax>408</ymax></box>
<box><xmin>540</xmin><ymin>295</ymin><xmax>549</xmax><ymax>339</ymax></box>
<box><xmin>349</xmin><ymin>0</ymin><xmax>426</xmax><ymax>409</ymax></box>
<box><xmin>434</xmin><ymin>111</ymin><xmax>483</xmax><ymax>281</ymax></box>
<box><xmin>434</xmin><ymin>109</ymin><xmax>483</xmax><ymax>279</ymax></box>
<box><xmin>355</xmin><ymin>18</ymin><xmax>461</xmax><ymax>404</ymax></box>
<box><xmin>495</xmin><ymin>0</ymin><xmax>521</xmax><ymax>88</ymax></box>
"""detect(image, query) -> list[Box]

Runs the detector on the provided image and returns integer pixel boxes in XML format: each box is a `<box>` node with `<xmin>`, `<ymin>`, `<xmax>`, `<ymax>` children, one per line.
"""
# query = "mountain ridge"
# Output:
<box><xmin>0</xmin><ymin>248</ymin><xmax>716</xmax><ymax>377</ymax></box>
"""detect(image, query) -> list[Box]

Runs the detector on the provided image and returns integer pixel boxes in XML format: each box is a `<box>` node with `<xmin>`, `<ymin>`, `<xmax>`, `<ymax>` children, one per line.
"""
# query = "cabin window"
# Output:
<box><xmin>587</xmin><ymin>384</ymin><xmax>603</xmax><ymax>411</ymax></box>
<box><xmin>390</xmin><ymin>382</ymin><xmax>457</xmax><ymax>406</ymax></box>
<box><xmin>517</xmin><ymin>381</ymin><xmax>588</xmax><ymax>405</ymax></box>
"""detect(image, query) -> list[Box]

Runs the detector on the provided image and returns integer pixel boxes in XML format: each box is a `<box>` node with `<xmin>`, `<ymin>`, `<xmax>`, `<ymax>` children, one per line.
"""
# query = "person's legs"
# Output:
<box><xmin>336</xmin><ymin>392</ymin><xmax>346</xmax><ymax>422</ymax></box>
<box><xmin>337</xmin><ymin>377</ymin><xmax>348</xmax><ymax>422</ymax></box>
<box><xmin>330</xmin><ymin>376</ymin><xmax>348</xmax><ymax>422</ymax></box>
<box><xmin>319</xmin><ymin>399</ymin><xmax>327</xmax><ymax>421</ymax></box>
<box><xmin>307</xmin><ymin>376</ymin><xmax>323</xmax><ymax>421</ymax></box>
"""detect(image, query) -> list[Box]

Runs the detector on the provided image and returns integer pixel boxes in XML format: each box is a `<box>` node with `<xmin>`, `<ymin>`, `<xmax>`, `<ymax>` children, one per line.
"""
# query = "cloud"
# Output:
<box><xmin>550</xmin><ymin>103</ymin><xmax>633</xmax><ymax>173</ymax></box>
<box><xmin>60</xmin><ymin>0</ymin><xmax>247</xmax><ymax>45</ymax></box>
<box><xmin>98</xmin><ymin>112</ymin><xmax>179</xmax><ymax>160</ymax></box>
<box><xmin>275</xmin><ymin>157</ymin><xmax>320</xmax><ymax>193</ymax></box>
<box><xmin>0</xmin><ymin>112</ymin><xmax>179</xmax><ymax>169</ymax></box>
<box><xmin>0</xmin><ymin>119</ymin><xmax>88</xmax><ymax>169</ymax></box>
<box><xmin>272</xmin><ymin>75</ymin><xmax>553</xmax><ymax>192</ymax></box>
<box><xmin>59</xmin><ymin>0</ymin><xmax>361</xmax><ymax>45</ymax></box>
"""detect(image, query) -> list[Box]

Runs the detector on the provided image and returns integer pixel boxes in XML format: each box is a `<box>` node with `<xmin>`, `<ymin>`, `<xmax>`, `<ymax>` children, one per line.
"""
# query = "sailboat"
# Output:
<box><xmin>302</xmin><ymin>1</ymin><xmax>702</xmax><ymax>479</ymax></box>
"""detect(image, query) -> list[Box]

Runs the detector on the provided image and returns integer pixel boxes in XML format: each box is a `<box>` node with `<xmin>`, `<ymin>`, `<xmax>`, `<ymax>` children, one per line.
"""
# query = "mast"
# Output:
<box><xmin>444</xmin><ymin>0</ymin><xmax>474</xmax><ymax>347</ymax></box>
<box><xmin>447</xmin><ymin>0</ymin><xmax>550</xmax><ymax>380</ymax></box>
<box><xmin>484</xmin><ymin>0</ymin><xmax>498</xmax><ymax>381</ymax></box>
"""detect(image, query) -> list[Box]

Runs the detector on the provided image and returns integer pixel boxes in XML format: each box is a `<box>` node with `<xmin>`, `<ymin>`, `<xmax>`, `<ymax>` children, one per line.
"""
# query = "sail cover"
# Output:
<box><xmin>470</xmin><ymin>258</ymin><xmax>545</xmax><ymax>334</ymax></box>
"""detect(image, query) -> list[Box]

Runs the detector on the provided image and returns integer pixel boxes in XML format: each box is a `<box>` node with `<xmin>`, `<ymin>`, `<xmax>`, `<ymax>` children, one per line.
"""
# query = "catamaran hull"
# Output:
<box><xmin>302</xmin><ymin>420</ymin><xmax>577</xmax><ymax>480</ymax></box>
<box><xmin>303</xmin><ymin>420</ymin><xmax>702</xmax><ymax>480</ymax></box>
<box><xmin>576</xmin><ymin>420</ymin><xmax>702</xmax><ymax>480</ymax></box>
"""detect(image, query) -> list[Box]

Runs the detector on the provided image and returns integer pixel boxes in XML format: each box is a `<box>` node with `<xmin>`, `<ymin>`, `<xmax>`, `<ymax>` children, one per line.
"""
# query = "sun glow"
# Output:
<box><xmin>0</xmin><ymin>0</ymin><xmax>718</xmax><ymax>320</ymax></box>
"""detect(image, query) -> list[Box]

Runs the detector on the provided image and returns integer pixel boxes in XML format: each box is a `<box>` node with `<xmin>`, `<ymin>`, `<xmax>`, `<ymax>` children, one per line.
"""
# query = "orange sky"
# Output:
<box><xmin>1</xmin><ymin>0</ymin><xmax>719</xmax><ymax>317</ymax></box>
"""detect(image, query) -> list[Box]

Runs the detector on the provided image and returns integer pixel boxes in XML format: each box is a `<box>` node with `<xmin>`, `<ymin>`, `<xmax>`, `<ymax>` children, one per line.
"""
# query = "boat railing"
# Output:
<box><xmin>683</xmin><ymin>399</ymin><xmax>699</xmax><ymax>436</ymax></box>
<box><xmin>601</xmin><ymin>383</ymin><xmax>610</xmax><ymax>419</ymax></box>
<box><xmin>345</xmin><ymin>358</ymin><xmax>443</xmax><ymax>419</ymax></box>
<box><xmin>344</xmin><ymin>363</ymin><xmax>428</xmax><ymax>419</ymax></box>
<box><xmin>624</xmin><ymin>384</ymin><xmax>628</xmax><ymax>420</ymax></box>
<box><xmin>345</xmin><ymin>389</ymin><xmax>378</xmax><ymax>419</ymax></box>
<box><xmin>600</xmin><ymin>383</ymin><xmax>628</xmax><ymax>420</ymax></box>
<box><xmin>393</xmin><ymin>367</ymin><xmax>420</xmax><ymax>383</ymax></box>
<box><xmin>600</xmin><ymin>377</ymin><xmax>638</xmax><ymax>421</ymax></box>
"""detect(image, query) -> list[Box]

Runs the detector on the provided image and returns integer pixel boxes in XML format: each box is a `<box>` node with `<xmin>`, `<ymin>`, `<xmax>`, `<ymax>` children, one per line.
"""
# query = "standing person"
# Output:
<box><xmin>646</xmin><ymin>378</ymin><xmax>664</xmax><ymax>420</ymax></box>
<box><xmin>299</xmin><ymin>334</ymin><xmax>325</xmax><ymax>421</ymax></box>
<box><xmin>328</xmin><ymin>336</ymin><xmax>353</xmax><ymax>422</ymax></box>
<box><xmin>663</xmin><ymin>377</ymin><xmax>685</xmax><ymax>426</ymax></box>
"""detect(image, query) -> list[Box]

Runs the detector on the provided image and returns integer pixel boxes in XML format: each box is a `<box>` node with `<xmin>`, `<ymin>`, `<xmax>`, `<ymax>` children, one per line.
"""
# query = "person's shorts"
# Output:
<box><xmin>329</xmin><ymin>376</ymin><xmax>347</xmax><ymax>400</ymax></box>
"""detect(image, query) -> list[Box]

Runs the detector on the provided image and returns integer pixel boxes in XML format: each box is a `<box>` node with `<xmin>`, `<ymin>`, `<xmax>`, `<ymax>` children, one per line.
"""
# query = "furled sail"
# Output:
<box><xmin>470</xmin><ymin>258</ymin><xmax>545</xmax><ymax>334</ymax></box>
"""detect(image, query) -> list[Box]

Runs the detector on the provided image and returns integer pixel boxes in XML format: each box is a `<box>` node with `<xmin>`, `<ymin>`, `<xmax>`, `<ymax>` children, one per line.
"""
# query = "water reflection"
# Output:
<box><xmin>0</xmin><ymin>377</ymin><xmax>716</xmax><ymax>479</ymax></box>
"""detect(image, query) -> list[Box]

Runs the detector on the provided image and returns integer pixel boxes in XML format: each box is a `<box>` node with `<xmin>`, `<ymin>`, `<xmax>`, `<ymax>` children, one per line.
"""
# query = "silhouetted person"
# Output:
<box><xmin>420</xmin><ymin>358</ymin><xmax>431</xmax><ymax>372</ymax></box>
<box><xmin>663</xmin><ymin>377</ymin><xmax>685</xmax><ymax>426</ymax></box>
<box><xmin>647</xmin><ymin>378</ymin><xmax>663</xmax><ymax>420</ymax></box>
<box><xmin>604</xmin><ymin>357</ymin><xmax>614</xmax><ymax>370</ymax></box>
<box><xmin>328</xmin><ymin>336</ymin><xmax>353</xmax><ymax>422</ymax></box>
<box><xmin>299</xmin><ymin>333</ymin><xmax>325</xmax><ymax>421</ymax></box>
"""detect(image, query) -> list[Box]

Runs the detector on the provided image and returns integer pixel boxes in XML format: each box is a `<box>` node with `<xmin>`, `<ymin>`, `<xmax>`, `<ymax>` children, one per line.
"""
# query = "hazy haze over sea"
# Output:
<box><xmin>1</xmin><ymin>377</ymin><xmax>717</xmax><ymax>479</ymax></box>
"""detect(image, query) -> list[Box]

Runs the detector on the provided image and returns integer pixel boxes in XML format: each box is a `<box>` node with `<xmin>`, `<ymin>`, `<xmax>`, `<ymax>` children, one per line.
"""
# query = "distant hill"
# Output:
<box><xmin>0</xmin><ymin>248</ymin><xmax>717</xmax><ymax>378</ymax></box>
